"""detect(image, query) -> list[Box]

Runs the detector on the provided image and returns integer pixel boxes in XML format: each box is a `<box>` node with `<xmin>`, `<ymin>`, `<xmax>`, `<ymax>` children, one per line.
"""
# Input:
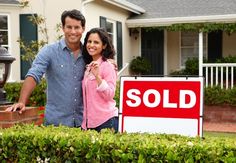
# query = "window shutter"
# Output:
<box><xmin>20</xmin><ymin>14</ymin><xmax>38</xmax><ymax>80</ymax></box>
<box><xmin>116</xmin><ymin>21</ymin><xmax>122</xmax><ymax>70</ymax></box>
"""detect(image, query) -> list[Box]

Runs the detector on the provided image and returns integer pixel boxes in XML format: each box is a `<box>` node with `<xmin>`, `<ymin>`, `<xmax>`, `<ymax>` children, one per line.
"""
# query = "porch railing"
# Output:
<box><xmin>202</xmin><ymin>63</ymin><xmax>236</xmax><ymax>89</ymax></box>
<box><xmin>118</xmin><ymin>63</ymin><xmax>129</xmax><ymax>79</ymax></box>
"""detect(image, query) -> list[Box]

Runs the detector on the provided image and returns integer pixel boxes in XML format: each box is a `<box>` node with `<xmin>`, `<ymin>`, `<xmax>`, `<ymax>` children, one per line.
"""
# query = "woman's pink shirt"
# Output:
<box><xmin>81</xmin><ymin>58</ymin><xmax>118</xmax><ymax>129</ymax></box>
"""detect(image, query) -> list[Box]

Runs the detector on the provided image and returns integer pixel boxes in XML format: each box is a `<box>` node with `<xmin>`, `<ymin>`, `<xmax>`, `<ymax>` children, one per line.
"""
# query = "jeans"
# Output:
<box><xmin>89</xmin><ymin>117</ymin><xmax>118</xmax><ymax>133</ymax></box>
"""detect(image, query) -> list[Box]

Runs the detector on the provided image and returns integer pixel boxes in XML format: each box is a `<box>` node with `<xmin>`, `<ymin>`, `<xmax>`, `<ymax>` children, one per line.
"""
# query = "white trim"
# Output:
<box><xmin>126</xmin><ymin>14</ymin><xmax>236</xmax><ymax>27</ymax></box>
<box><xmin>199</xmin><ymin>32</ymin><xmax>203</xmax><ymax>77</ymax></box>
<box><xmin>81</xmin><ymin>0</ymin><xmax>95</xmax><ymax>14</ymax></box>
<box><xmin>82</xmin><ymin>0</ymin><xmax>95</xmax><ymax>5</ymax></box>
<box><xmin>103</xmin><ymin>0</ymin><xmax>145</xmax><ymax>14</ymax></box>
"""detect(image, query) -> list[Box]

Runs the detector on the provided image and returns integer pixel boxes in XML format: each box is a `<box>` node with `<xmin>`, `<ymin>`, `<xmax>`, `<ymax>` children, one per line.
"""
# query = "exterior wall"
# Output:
<box><xmin>20</xmin><ymin>0</ymin><xmax>82</xmax><ymax>43</ymax></box>
<box><xmin>83</xmin><ymin>0</ymin><xmax>136</xmax><ymax>72</ymax></box>
<box><xmin>166</xmin><ymin>31</ymin><xmax>180</xmax><ymax>74</ymax></box>
<box><xmin>6</xmin><ymin>0</ymin><xmax>82</xmax><ymax>82</ymax></box>
<box><xmin>223</xmin><ymin>32</ymin><xmax>236</xmax><ymax>57</ymax></box>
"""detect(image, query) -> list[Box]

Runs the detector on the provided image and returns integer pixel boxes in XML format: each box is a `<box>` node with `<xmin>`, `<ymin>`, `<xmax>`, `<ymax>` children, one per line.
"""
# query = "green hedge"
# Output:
<box><xmin>0</xmin><ymin>125</ymin><xmax>235</xmax><ymax>162</ymax></box>
<box><xmin>4</xmin><ymin>79</ymin><xmax>46</xmax><ymax>107</ymax></box>
<box><xmin>204</xmin><ymin>86</ymin><xmax>236</xmax><ymax>106</ymax></box>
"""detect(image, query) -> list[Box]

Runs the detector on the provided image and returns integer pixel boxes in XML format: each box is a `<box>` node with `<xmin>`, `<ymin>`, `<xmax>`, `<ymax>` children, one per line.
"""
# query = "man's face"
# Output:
<box><xmin>62</xmin><ymin>17</ymin><xmax>85</xmax><ymax>45</ymax></box>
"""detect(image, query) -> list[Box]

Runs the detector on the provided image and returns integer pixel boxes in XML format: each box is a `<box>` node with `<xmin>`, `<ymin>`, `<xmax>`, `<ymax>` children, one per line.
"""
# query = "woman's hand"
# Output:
<box><xmin>89</xmin><ymin>61</ymin><xmax>99</xmax><ymax>77</ymax></box>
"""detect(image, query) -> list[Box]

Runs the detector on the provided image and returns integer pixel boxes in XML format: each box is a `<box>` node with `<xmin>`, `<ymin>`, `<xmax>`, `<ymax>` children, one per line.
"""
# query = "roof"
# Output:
<box><xmin>126</xmin><ymin>0</ymin><xmax>236</xmax><ymax>27</ymax></box>
<box><xmin>103</xmin><ymin>0</ymin><xmax>145</xmax><ymax>14</ymax></box>
<box><xmin>0</xmin><ymin>0</ymin><xmax>19</xmax><ymax>4</ymax></box>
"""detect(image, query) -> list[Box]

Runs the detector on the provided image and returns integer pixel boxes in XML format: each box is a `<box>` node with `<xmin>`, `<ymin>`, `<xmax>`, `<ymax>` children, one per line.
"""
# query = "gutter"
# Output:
<box><xmin>103</xmin><ymin>0</ymin><xmax>145</xmax><ymax>14</ymax></box>
<box><xmin>126</xmin><ymin>14</ymin><xmax>236</xmax><ymax>28</ymax></box>
<box><xmin>0</xmin><ymin>2</ymin><xmax>21</xmax><ymax>8</ymax></box>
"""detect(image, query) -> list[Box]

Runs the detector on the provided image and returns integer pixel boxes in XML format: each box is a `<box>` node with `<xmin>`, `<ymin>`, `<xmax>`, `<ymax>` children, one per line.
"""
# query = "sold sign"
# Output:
<box><xmin>118</xmin><ymin>76</ymin><xmax>204</xmax><ymax>137</ymax></box>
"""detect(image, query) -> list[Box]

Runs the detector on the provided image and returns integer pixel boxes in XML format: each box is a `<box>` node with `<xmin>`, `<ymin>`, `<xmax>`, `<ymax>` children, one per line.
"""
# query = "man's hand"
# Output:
<box><xmin>5</xmin><ymin>102</ymin><xmax>26</xmax><ymax>114</ymax></box>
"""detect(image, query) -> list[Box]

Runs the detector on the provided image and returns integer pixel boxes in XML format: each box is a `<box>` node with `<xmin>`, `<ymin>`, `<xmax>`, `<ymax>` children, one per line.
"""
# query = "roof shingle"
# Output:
<box><xmin>127</xmin><ymin>0</ymin><xmax>236</xmax><ymax>19</ymax></box>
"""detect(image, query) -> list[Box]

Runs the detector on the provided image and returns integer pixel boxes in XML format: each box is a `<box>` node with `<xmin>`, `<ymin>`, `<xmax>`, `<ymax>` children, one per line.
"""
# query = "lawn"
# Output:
<box><xmin>204</xmin><ymin>131</ymin><xmax>236</xmax><ymax>139</ymax></box>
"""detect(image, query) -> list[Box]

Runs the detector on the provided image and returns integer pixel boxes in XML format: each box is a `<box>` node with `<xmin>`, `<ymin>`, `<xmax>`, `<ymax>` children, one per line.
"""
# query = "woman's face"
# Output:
<box><xmin>86</xmin><ymin>33</ymin><xmax>106</xmax><ymax>60</ymax></box>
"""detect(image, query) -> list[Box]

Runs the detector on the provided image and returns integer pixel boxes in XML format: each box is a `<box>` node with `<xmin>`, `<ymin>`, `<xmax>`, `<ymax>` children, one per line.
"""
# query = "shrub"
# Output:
<box><xmin>170</xmin><ymin>58</ymin><xmax>199</xmax><ymax>75</ymax></box>
<box><xmin>129</xmin><ymin>56</ymin><xmax>151</xmax><ymax>75</ymax></box>
<box><xmin>0</xmin><ymin>124</ymin><xmax>235</xmax><ymax>162</ymax></box>
<box><xmin>4</xmin><ymin>79</ymin><xmax>46</xmax><ymax>106</ymax></box>
<box><xmin>114</xmin><ymin>81</ymin><xmax>120</xmax><ymax>108</ymax></box>
<box><xmin>170</xmin><ymin>56</ymin><xmax>236</xmax><ymax>76</ymax></box>
<box><xmin>204</xmin><ymin>86</ymin><xmax>236</xmax><ymax>106</ymax></box>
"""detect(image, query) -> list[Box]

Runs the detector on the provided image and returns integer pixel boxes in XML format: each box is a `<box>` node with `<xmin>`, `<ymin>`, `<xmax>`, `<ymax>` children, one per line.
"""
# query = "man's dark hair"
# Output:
<box><xmin>61</xmin><ymin>9</ymin><xmax>86</xmax><ymax>27</ymax></box>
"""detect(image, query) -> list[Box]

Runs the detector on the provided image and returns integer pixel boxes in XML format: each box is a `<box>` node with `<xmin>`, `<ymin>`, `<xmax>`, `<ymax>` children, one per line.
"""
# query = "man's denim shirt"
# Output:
<box><xmin>26</xmin><ymin>38</ymin><xmax>85</xmax><ymax>127</ymax></box>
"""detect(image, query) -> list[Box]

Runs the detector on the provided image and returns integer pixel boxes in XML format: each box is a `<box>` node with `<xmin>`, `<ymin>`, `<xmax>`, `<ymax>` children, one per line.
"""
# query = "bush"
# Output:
<box><xmin>170</xmin><ymin>56</ymin><xmax>236</xmax><ymax>76</ymax></box>
<box><xmin>204</xmin><ymin>86</ymin><xmax>236</xmax><ymax>106</ymax></box>
<box><xmin>114</xmin><ymin>81</ymin><xmax>120</xmax><ymax>108</ymax></box>
<box><xmin>4</xmin><ymin>79</ymin><xmax>46</xmax><ymax>106</ymax></box>
<box><xmin>0</xmin><ymin>124</ymin><xmax>235</xmax><ymax>162</ymax></box>
<box><xmin>129</xmin><ymin>56</ymin><xmax>151</xmax><ymax>75</ymax></box>
<box><xmin>170</xmin><ymin>58</ymin><xmax>199</xmax><ymax>75</ymax></box>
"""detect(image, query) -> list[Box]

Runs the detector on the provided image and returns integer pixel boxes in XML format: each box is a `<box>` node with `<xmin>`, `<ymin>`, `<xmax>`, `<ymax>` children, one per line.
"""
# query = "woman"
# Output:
<box><xmin>81</xmin><ymin>28</ymin><xmax>118</xmax><ymax>132</ymax></box>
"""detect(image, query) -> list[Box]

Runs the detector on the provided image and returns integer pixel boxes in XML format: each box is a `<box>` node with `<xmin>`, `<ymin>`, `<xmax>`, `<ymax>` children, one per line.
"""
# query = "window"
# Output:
<box><xmin>100</xmin><ymin>16</ymin><xmax>123</xmax><ymax>70</ymax></box>
<box><xmin>180</xmin><ymin>31</ymin><xmax>207</xmax><ymax>67</ymax></box>
<box><xmin>0</xmin><ymin>14</ymin><xmax>9</xmax><ymax>50</ymax></box>
<box><xmin>106</xmin><ymin>19</ymin><xmax>117</xmax><ymax>51</ymax></box>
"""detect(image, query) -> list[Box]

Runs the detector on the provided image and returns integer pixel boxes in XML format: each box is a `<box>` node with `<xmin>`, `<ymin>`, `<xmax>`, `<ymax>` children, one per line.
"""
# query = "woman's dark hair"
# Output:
<box><xmin>82</xmin><ymin>28</ymin><xmax>115</xmax><ymax>64</ymax></box>
<box><xmin>61</xmin><ymin>9</ymin><xmax>86</xmax><ymax>27</ymax></box>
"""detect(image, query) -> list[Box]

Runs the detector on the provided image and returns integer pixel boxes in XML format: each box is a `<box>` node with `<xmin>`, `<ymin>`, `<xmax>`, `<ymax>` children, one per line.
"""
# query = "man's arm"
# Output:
<box><xmin>5</xmin><ymin>76</ymin><xmax>37</xmax><ymax>114</ymax></box>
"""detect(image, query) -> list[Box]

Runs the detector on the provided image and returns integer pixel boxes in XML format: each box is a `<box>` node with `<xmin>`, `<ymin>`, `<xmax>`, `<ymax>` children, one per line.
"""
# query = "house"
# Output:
<box><xmin>1</xmin><ymin>0</ymin><xmax>236</xmax><ymax>88</ymax></box>
<box><xmin>126</xmin><ymin>0</ymin><xmax>236</xmax><ymax>89</ymax></box>
<box><xmin>0</xmin><ymin>0</ymin><xmax>144</xmax><ymax>81</ymax></box>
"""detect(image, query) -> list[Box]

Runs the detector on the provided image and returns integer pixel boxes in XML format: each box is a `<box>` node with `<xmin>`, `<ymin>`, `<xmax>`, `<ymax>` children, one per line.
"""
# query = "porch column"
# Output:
<box><xmin>199</xmin><ymin>32</ymin><xmax>203</xmax><ymax>76</ymax></box>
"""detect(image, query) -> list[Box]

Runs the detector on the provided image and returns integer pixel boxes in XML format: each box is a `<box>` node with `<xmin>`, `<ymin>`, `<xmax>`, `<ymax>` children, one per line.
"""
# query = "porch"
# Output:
<box><xmin>119</xmin><ymin>24</ymin><xmax>236</xmax><ymax>90</ymax></box>
<box><xmin>118</xmin><ymin>62</ymin><xmax>236</xmax><ymax>89</ymax></box>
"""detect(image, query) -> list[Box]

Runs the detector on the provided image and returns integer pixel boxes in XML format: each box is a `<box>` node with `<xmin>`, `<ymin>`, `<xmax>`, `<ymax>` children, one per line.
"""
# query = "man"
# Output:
<box><xmin>6</xmin><ymin>9</ymin><xmax>86</xmax><ymax>127</ymax></box>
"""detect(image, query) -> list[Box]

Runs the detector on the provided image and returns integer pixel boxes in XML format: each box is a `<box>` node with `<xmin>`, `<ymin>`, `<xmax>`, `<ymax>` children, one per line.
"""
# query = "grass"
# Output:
<box><xmin>204</xmin><ymin>131</ymin><xmax>236</xmax><ymax>139</ymax></box>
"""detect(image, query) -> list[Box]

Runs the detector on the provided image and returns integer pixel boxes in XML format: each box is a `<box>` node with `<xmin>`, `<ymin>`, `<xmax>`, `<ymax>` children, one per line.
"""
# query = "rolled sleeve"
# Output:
<box><xmin>96</xmin><ymin>80</ymin><xmax>109</xmax><ymax>91</ymax></box>
<box><xmin>25</xmin><ymin>46</ymin><xmax>51</xmax><ymax>84</ymax></box>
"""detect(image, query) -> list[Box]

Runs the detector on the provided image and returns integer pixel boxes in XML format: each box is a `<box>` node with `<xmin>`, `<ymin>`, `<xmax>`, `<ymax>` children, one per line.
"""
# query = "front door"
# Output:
<box><xmin>141</xmin><ymin>29</ymin><xmax>164</xmax><ymax>75</ymax></box>
<box><xmin>208</xmin><ymin>30</ymin><xmax>222</xmax><ymax>62</ymax></box>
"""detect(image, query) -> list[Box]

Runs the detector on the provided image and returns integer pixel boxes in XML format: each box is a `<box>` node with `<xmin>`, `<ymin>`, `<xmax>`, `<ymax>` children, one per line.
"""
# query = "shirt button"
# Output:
<box><xmin>75</xmin><ymin>87</ymin><xmax>77</xmax><ymax>90</ymax></box>
<box><xmin>74</xmin><ymin>99</ymin><xmax>77</xmax><ymax>101</ymax></box>
<box><xmin>74</xmin><ymin>76</ymin><xmax>77</xmax><ymax>79</ymax></box>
